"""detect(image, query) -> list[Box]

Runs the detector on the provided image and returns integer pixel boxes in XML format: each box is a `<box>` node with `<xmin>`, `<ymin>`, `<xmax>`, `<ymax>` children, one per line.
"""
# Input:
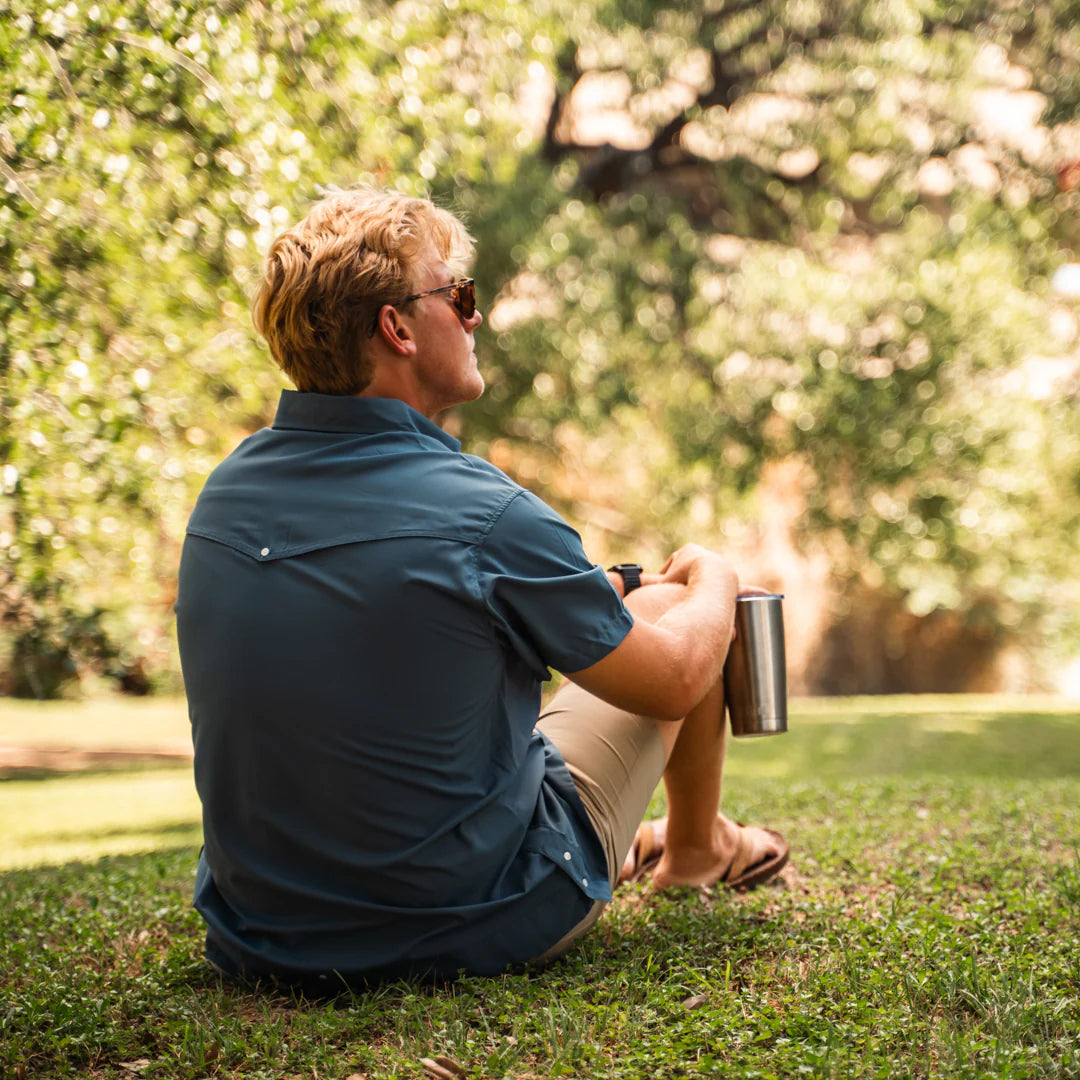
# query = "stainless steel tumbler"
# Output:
<box><xmin>724</xmin><ymin>594</ymin><xmax>788</xmax><ymax>737</ymax></box>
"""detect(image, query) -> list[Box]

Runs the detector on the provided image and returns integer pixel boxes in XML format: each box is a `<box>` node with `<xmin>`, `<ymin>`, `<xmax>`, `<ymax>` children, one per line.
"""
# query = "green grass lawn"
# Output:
<box><xmin>0</xmin><ymin>768</ymin><xmax>201</xmax><ymax>869</ymax></box>
<box><xmin>2</xmin><ymin>697</ymin><xmax>1078</xmax><ymax>1078</ymax></box>
<box><xmin>0</xmin><ymin>695</ymin><xmax>197</xmax><ymax>870</ymax></box>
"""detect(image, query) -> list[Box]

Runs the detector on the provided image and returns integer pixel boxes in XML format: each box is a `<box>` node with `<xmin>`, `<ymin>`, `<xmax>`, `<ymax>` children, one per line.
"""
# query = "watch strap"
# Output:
<box><xmin>608</xmin><ymin>563</ymin><xmax>643</xmax><ymax>594</ymax></box>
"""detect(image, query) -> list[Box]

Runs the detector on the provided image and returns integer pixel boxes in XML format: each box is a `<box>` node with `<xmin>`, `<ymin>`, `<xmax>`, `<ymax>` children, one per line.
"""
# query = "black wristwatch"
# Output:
<box><xmin>608</xmin><ymin>563</ymin><xmax>643</xmax><ymax>595</ymax></box>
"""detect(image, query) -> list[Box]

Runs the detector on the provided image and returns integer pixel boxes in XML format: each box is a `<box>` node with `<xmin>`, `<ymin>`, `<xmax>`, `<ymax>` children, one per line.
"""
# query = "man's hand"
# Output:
<box><xmin>657</xmin><ymin>543</ymin><xmax>737</xmax><ymax>590</ymax></box>
<box><xmin>738</xmin><ymin>584</ymin><xmax>774</xmax><ymax>598</ymax></box>
<box><xmin>569</xmin><ymin>544</ymin><xmax>742</xmax><ymax>720</ymax></box>
<box><xmin>606</xmin><ymin>545</ymin><xmax>744</xmax><ymax>598</ymax></box>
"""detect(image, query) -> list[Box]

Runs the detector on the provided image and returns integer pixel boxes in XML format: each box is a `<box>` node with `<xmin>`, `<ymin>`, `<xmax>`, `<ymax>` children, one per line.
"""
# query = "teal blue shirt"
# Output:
<box><xmin>176</xmin><ymin>391</ymin><xmax>634</xmax><ymax>983</ymax></box>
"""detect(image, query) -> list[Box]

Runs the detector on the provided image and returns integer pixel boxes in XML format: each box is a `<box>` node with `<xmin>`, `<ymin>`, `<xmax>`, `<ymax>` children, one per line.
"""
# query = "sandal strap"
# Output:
<box><xmin>721</xmin><ymin>825</ymin><xmax>755</xmax><ymax>884</ymax></box>
<box><xmin>636</xmin><ymin>821</ymin><xmax>658</xmax><ymax>864</ymax></box>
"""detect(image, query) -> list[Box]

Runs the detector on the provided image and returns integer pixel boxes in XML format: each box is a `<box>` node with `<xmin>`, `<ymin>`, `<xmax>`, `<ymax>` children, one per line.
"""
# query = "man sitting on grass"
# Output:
<box><xmin>175</xmin><ymin>187</ymin><xmax>788</xmax><ymax>987</ymax></box>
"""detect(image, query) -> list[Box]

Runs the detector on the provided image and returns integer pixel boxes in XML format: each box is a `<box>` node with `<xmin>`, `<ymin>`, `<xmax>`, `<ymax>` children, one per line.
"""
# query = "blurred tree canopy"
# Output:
<box><xmin>1</xmin><ymin>0</ymin><xmax>1078</xmax><ymax>696</ymax></box>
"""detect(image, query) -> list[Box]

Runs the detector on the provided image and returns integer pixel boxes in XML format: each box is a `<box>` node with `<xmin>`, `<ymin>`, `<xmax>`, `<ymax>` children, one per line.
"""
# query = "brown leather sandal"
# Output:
<box><xmin>620</xmin><ymin>818</ymin><xmax>789</xmax><ymax>890</ymax></box>
<box><xmin>718</xmin><ymin>824</ymin><xmax>789</xmax><ymax>891</ymax></box>
<box><xmin>621</xmin><ymin>819</ymin><xmax>664</xmax><ymax>884</ymax></box>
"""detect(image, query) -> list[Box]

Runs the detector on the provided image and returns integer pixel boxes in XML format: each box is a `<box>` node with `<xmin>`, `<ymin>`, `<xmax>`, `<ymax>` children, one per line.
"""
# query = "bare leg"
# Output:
<box><xmin>653</xmin><ymin>673</ymin><xmax>733</xmax><ymax>886</ymax></box>
<box><xmin>622</xmin><ymin>585</ymin><xmax>785</xmax><ymax>888</ymax></box>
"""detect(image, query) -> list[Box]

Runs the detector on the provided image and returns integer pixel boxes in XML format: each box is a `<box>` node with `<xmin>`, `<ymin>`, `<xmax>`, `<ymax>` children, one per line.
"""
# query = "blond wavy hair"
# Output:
<box><xmin>251</xmin><ymin>188</ymin><xmax>474</xmax><ymax>394</ymax></box>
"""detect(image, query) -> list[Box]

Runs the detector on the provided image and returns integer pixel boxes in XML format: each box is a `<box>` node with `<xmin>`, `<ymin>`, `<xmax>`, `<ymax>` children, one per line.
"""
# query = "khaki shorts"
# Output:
<box><xmin>530</xmin><ymin>678</ymin><xmax>667</xmax><ymax>964</ymax></box>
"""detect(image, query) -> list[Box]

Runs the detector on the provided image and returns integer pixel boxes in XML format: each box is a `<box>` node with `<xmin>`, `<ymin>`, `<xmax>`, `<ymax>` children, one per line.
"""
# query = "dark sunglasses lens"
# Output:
<box><xmin>453</xmin><ymin>281</ymin><xmax>476</xmax><ymax>319</ymax></box>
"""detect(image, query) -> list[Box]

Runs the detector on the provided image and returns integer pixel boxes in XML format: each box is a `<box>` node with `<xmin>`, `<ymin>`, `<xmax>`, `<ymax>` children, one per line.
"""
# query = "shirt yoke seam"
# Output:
<box><xmin>186</xmin><ymin>526</ymin><xmax>480</xmax><ymax>560</ymax></box>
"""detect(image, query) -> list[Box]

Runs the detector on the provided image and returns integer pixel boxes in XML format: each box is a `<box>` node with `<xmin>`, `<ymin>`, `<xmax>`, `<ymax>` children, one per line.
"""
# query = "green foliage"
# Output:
<box><xmin>0</xmin><ymin>0</ymin><xmax>563</xmax><ymax>693</ymax></box>
<box><xmin>2</xmin><ymin>0</ymin><xmax>1079</xmax><ymax>692</ymax></box>
<box><xmin>470</xmin><ymin>0</ymin><xmax>1080</xmax><ymax>658</ymax></box>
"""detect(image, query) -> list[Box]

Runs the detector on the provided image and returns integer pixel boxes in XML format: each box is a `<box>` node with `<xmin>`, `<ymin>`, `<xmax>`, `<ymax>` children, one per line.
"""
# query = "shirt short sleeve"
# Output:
<box><xmin>475</xmin><ymin>489</ymin><xmax>634</xmax><ymax>678</ymax></box>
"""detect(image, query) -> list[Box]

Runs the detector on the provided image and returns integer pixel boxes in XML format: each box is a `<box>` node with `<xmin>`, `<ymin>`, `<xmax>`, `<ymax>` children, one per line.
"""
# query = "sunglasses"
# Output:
<box><xmin>368</xmin><ymin>279</ymin><xmax>477</xmax><ymax>337</ymax></box>
<box><xmin>403</xmin><ymin>278</ymin><xmax>477</xmax><ymax>320</ymax></box>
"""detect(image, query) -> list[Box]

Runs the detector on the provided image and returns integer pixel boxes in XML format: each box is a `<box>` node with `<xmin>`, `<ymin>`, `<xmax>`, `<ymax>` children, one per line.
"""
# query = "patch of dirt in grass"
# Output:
<box><xmin>0</xmin><ymin>742</ymin><xmax>192</xmax><ymax>776</ymax></box>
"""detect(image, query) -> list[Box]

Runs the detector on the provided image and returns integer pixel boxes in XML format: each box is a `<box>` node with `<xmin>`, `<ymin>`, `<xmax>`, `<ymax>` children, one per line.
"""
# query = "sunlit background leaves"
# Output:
<box><xmin>2</xmin><ymin>0</ymin><xmax>1079</xmax><ymax>698</ymax></box>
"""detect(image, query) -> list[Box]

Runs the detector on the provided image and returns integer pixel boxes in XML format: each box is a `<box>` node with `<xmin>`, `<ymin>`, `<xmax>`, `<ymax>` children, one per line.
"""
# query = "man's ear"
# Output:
<box><xmin>373</xmin><ymin>305</ymin><xmax>417</xmax><ymax>356</ymax></box>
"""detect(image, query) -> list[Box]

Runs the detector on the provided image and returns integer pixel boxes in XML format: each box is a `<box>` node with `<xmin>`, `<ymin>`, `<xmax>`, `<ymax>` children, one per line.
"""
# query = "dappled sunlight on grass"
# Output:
<box><xmin>0</xmin><ymin>767</ymin><xmax>201</xmax><ymax>870</ymax></box>
<box><xmin>791</xmin><ymin>694</ymin><xmax>1080</xmax><ymax>715</ymax></box>
<box><xmin>914</xmin><ymin>713</ymin><xmax>984</xmax><ymax>734</ymax></box>
<box><xmin>0</xmin><ymin>695</ymin><xmax>190</xmax><ymax>748</ymax></box>
<box><xmin>723</xmin><ymin>699</ymin><xmax>1080</xmax><ymax>784</ymax></box>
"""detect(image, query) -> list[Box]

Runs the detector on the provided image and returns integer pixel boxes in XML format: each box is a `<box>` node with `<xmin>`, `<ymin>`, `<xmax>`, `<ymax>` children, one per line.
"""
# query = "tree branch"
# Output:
<box><xmin>542</xmin><ymin>42</ymin><xmax>581</xmax><ymax>164</ymax></box>
<box><xmin>702</xmin><ymin>0</ymin><xmax>764</xmax><ymax>25</ymax></box>
<box><xmin>0</xmin><ymin>160</ymin><xmax>40</xmax><ymax>210</ymax></box>
<box><xmin>543</xmin><ymin>11</ymin><xmax>839</xmax><ymax>204</ymax></box>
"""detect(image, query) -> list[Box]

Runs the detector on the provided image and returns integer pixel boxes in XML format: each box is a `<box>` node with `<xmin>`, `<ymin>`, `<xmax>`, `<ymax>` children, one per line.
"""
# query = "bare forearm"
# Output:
<box><xmin>566</xmin><ymin>546</ymin><xmax>740</xmax><ymax>721</ymax></box>
<box><xmin>653</xmin><ymin>561</ymin><xmax>738</xmax><ymax>706</ymax></box>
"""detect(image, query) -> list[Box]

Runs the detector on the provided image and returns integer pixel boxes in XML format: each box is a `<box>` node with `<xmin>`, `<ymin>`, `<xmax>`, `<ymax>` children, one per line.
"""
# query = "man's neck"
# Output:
<box><xmin>356</xmin><ymin>369</ymin><xmax>434</xmax><ymax>420</ymax></box>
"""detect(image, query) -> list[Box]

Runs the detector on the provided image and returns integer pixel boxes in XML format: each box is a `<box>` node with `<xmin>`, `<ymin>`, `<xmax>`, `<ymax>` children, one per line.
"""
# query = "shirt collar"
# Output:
<box><xmin>271</xmin><ymin>390</ymin><xmax>461</xmax><ymax>451</ymax></box>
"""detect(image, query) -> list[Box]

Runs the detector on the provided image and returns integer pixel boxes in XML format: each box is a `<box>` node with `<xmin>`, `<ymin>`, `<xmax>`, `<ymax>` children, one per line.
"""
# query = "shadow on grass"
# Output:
<box><xmin>0</xmin><ymin>756</ymin><xmax>193</xmax><ymax>783</ymax></box>
<box><xmin>34</xmin><ymin>819</ymin><xmax>201</xmax><ymax>846</ymax></box>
